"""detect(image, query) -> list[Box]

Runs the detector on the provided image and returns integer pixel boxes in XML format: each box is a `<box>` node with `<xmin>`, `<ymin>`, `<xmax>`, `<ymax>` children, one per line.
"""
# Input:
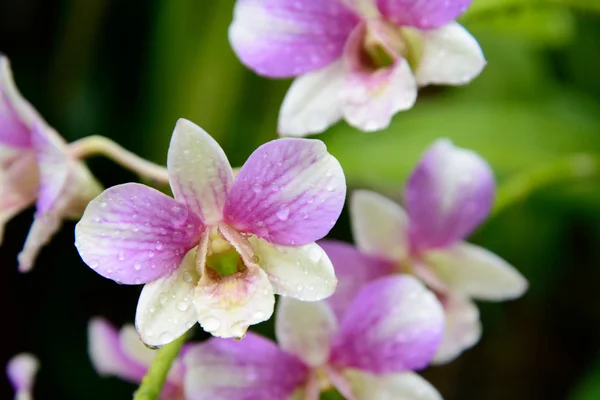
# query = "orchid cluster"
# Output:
<box><xmin>3</xmin><ymin>0</ymin><xmax>531</xmax><ymax>399</ymax></box>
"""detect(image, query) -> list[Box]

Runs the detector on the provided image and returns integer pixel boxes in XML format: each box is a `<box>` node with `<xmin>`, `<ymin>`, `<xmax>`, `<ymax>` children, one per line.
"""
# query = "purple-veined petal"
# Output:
<box><xmin>194</xmin><ymin>258</ymin><xmax>275</xmax><ymax>339</ymax></box>
<box><xmin>425</xmin><ymin>242</ymin><xmax>528</xmax><ymax>301</ymax></box>
<box><xmin>224</xmin><ymin>138</ymin><xmax>345</xmax><ymax>246</ymax></box>
<box><xmin>229</xmin><ymin>0</ymin><xmax>358</xmax><ymax>78</ymax></box>
<box><xmin>18</xmin><ymin>125</ymin><xmax>103</xmax><ymax>272</ymax></box>
<box><xmin>278</xmin><ymin>61</ymin><xmax>345</xmax><ymax>137</ymax></box>
<box><xmin>136</xmin><ymin>247</ymin><xmax>201</xmax><ymax>347</ymax></box>
<box><xmin>406</xmin><ymin>139</ymin><xmax>495</xmax><ymax>251</ymax></box>
<box><xmin>167</xmin><ymin>119</ymin><xmax>234</xmax><ymax>225</ymax></box>
<box><xmin>183</xmin><ymin>333</ymin><xmax>309</xmax><ymax>400</ymax></box>
<box><xmin>250</xmin><ymin>236</ymin><xmax>337</xmax><ymax>301</ymax></box>
<box><xmin>377</xmin><ymin>0</ymin><xmax>472</xmax><ymax>30</ymax></box>
<box><xmin>75</xmin><ymin>183</ymin><xmax>204</xmax><ymax>285</ymax></box>
<box><xmin>415</xmin><ymin>22</ymin><xmax>485</xmax><ymax>87</ymax></box>
<box><xmin>275</xmin><ymin>297</ymin><xmax>338</xmax><ymax>367</ymax></box>
<box><xmin>350</xmin><ymin>190</ymin><xmax>409</xmax><ymax>261</ymax></box>
<box><xmin>6</xmin><ymin>353</ymin><xmax>39</xmax><ymax>399</ymax></box>
<box><xmin>432</xmin><ymin>294</ymin><xmax>481</xmax><ymax>365</ymax></box>
<box><xmin>0</xmin><ymin>148</ymin><xmax>37</xmax><ymax>244</ymax></box>
<box><xmin>0</xmin><ymin>56</ymin><xmax>46</xmax><ymax>148</ymax></box>
<box><xmin>88</xmin><ymin>317</ymin><xmax>148</xmax><ymax>383</ymax></box>
<box><xmin>319</xmin><ymin>240</ymin><xmax>394</xmax><ymax>320</ymax></box>
<box><xmin>330</xmin><ymin>275</ymin><xmax>444</xmax><ymax>373</ymax></box>
<box><xmin>343</xmin><ymin>370</ymin><xmax>442</xmax><ymax>400</ymax></box>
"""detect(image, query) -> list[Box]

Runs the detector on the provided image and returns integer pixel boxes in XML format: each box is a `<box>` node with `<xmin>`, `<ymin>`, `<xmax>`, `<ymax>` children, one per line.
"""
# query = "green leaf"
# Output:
<box><xmin>465</xmin><ymin>0</ymin><xmax>600</xmax><ymax>17</ymax></box>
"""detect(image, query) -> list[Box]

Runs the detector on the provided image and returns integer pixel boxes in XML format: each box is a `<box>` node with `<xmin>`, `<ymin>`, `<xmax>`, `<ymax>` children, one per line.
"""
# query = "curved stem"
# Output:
<box><xmin>68</xmin><ymin>136</ymin><xmax>169</xmax><ymax>184</ymax></box>
<box><xmin>491</xmin><ymin>153</ymin><xmax>599</xmax><ymax>217</ymax></box>
<box><xmin>133</xmin><ymin>333</ymin><xmax>187</xmax><ymax>400</ymax></box>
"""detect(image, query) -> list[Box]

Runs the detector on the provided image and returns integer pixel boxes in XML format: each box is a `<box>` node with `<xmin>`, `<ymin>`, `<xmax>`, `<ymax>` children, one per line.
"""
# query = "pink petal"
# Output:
<box><xmin>229</xmin><ymin>0</ymin><xmax>358</xmax><ymax>78</ymax></box>
<box><xmin>75</xmin><ymin>183</ymin><xmax>205</xmax><ymax>285</ymax></box>
<box><xmin>376</xmin><ymin>0</ymin><xmax>472</xmax><ymax>29</ymax></box>
<box><xmin>183</xmin><ymin>333</ymin><xmax>309</xmax><ymax>400</ymax></box>
<box><xmin>167</xmin><ymin>119</ymin><xmax>234</xmax><ymax>225</ymax></box>
<box><xmin>341</xmin><ymin>25</ymin><xmax>417</xmax><ymax>132</ymax></box>
<box><xmin>432</xmin><ymin>295</ymin><xmax>481</xmax><ymax>365</ymax></box>
<box><xmin>275</xmin><ymin>297</ymin><xmax>338</xmax><ymax>367</ymax></box>
<box><xmin>330</xmin><ymin>275</ymin><xmax>444</xmax><ymax>373</ymax></box>
<box><xmin>224</xmin><ymin>138</ymin><xmax>345</xmax><ymax>246</ymax></box>
<box><xmin>319</xmin><ymin>240</ymin><xmax>394</xmax><ymax>320</ymax></box>
<box><xmin>6</xmin><ymin>353</ymin><xmax>39</xmax><ymax>394</ymax></box>
<box><xmin>0</xmin><ymin>56</ymin><xmax>45</xmax><ymax>148</ymax></box>
<box><xmin>0</xmin><ymin>148</ymin><xmax>38</xmax><ymax>244</ymax></box>
<box><xmin>18</xmin><ymin>125</ymin><xmax>103</xmax><ymax>272</ymax></box>
<box><xmin>88</xmin><ymin>317</ymin><xmax>147</xmax><ymax>383</ymax></box>
<box><xmin>406</xmin><ymin>139</ymin><xmax>495</xmax><ymax>251</ymax></box>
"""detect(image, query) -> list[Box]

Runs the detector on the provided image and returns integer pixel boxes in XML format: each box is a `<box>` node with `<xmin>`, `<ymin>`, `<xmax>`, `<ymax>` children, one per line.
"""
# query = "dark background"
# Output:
<box><xmin>1</xmin><ymin>0</ymin><xmax>600</xmax><ymax>399</ymax></box>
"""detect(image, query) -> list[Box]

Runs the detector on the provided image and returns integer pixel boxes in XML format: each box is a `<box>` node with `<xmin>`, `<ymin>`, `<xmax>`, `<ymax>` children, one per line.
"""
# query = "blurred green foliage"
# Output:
<box><xmin>1</xmin><ymin>0</ymin><xmax>600</xmax><ymax>399</ymax></box>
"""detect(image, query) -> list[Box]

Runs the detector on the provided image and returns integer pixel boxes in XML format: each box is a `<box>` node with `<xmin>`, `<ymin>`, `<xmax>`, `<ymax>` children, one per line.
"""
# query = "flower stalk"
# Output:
<box><xmin>68</xmin><ymin>135</ymin><xmax>169</xmax><ymax>184</ymax></box>
<box><xmin>133</xmin><ymin>332</ymin><xmax>187</xmax><ymax>400</ymax></box>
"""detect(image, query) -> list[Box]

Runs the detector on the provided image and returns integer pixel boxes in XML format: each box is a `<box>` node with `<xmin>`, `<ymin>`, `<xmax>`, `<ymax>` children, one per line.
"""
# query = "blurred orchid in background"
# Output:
<box><xmin>88</xmin><ymin>317</ymin><xmax>184</xmax><ymax>400</ymax></box>
<box><xmin>75</xmin><ymin>118</ymin><xmax>345</xmax><ymax>344</ymax></box>
<box><xmin>183</xmin><ymin>275</ymin><xmax>444</xmax><ymax>400</ymax></box>
<box><xmin>229</xmin><ymin>0</ymin><xmax>485</xmax><ymax>136</ymax></box>
<box><xmin>0</xmin><ymin>55</ymin><xmax>102</xmax><ymax>272</ymax></box>
<box><xmin>6</xmin><ymin>353</ymin><xmax>39</xmax><ymax>400</ymax></box>
<box><xmin>323</xmin><ymin>138</ymin><xmax>528</xmax><ymax>363</ymax></box>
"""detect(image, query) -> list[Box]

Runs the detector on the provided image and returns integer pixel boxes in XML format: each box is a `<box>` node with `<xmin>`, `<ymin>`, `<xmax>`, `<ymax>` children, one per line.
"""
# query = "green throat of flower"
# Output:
<box><xmin>206</xmin><ymin>248</ymin><xmax>241</xmax><ymax>277</ymax></box>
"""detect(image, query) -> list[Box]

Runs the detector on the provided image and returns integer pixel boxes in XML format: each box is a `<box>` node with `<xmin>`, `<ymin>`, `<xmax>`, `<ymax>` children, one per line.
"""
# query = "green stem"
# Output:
<box><xmin>491</xmin><ymin>153</ymin><xmax>599</xmax><ymax>217</ymax></box>
<box><xmin>133</xmin><ymin>334</ymin><xmax>187</xmax><ymax>400</ymax></box>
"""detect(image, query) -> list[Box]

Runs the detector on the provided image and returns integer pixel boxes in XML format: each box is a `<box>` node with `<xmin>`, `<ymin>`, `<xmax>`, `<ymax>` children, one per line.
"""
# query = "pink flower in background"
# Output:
<box><xmin>88</xmin><ymin>317</ymin><xmax>184</xmax><ymax>399</ymax></box>
<box><xmin>229</xmin><ymin>0</ymin><xmax>486</xmax><ymax>136</ymax></box>
<box><xmin>183</xmin><ymin>275</ymin><xmax>444</xmax><ymax>400</ymax></box>
<box><xmin>323</xmin><ymin>139</ymin><xmax>528</xmax><ymax>364</ymax></box>
<box><xmin>7</xmin><ymin>353</ymin><xmax>39</xmax><ymax>400</ymax></box>
<box><xmin>0</xmin><ymin>55</ymin><xmax>102</xmax><ymax>272</ymax></box>
<box><xmin>75</xmin><ymin>119</ymin><xmax>345</xmax><ymax>344</ymax></box>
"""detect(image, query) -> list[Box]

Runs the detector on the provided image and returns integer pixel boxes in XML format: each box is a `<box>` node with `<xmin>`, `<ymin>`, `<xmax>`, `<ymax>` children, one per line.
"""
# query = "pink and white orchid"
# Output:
<box><xmin>229</xmin><ymin>0</ymin><xmax>486</xmax><ymax>136</ymax></box>
<box><xmin>7</xmin><ymin>353</ymin><xmax>39</xmax><ymax>400</ymax></box>
<box><xmin>183</xmin><ymin>275</ymin><xmax>444</xmax><ymax>400</ymax></box>
<box><xmin>88</xmin><ymin>317</ymin><xmax>185</xmax><ymax>399</ymax></box>
<box><xmin>75</xmin><ymin>118</ymin><xmax>345</xmax><ymax>344</ymax></box>
<box><xmin>0</xmin><ymin>55</ymin><xmax>102</xmax><ymax>271</ymax></box>
<box><xmin>323</xmin><ymin>139</ymin><xmax>528</xmax><ymax>364</ymax></box>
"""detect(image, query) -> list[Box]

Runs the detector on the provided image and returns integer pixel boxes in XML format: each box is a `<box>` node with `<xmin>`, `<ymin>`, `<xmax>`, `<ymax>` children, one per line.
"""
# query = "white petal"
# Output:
<box><xmin>250</xmin><ymin>236</ymin><xmax>337</xmax><ymax>301</ymax></box>
<box><xmin>343</xmin><ymin>370</ymin><xmax>442</xmax><ymax>400</ymax></box>
<box><xmin>167</xmin><ymin>119</ymin><xmax>234</xmax><ymax>224</ymax></box>
<box><xmin>341</xmin><ymin>60</ymin><xmax>417</xmax><ymax>132</ymax></box>
<box><xmin>433</xmin><ymin>295</ymin><xmax>481</xmax><ymax>365</ymax></box>
<box><xmin>278</xmin><ymin>61</ymin><xmax>345</xmax><ymax>137</ymax></box>
<box><xmin>119</xmin><ymin>324</ymin><xmax>155</xmax><ymax>367</ymax></box>
<box><xmin>426</xmin><ymin>242</ymin><xmax>528</xmax><ymax>301</ymax></box>
<box><xmin>415</xmin><ymin>22</ymin><xmax>486</xmax><ymax>87</ymax></box>
<box><xmin>350</xmin><ymin>190</ymin><xmax>409</xmax><ymax>261</ymax></box>
<box><xmin>194</xmin><ymin>263</ymin><xmax>275</xmax><ymax>339</ymax></box>
<box><xmin>135</xmin><ymin>248</ymin><xmax>200</xmax><ymax>347</ymax></box>
<box><xmin>275</xmin><ymin>297</ymin><xmax>337</xmax><ymax>367</ymax></box>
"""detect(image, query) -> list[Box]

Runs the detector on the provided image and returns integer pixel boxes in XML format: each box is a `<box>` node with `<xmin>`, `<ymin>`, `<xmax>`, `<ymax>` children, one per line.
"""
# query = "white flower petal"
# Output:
<box><xmin>343</xmin><ymin>370</ymin><xmax>442</xmax><ymax>400</ymax></box>
<box><xmin>275</xmin><ymin>297</ymin><xmax>337</xmax><ymax>367</ymax></box>
<box><xmin>426</xmin><ymin>242</ymin><xmax>528</xmax><ymax>301</ymax></box>
<box><xmin>415</xmin><ymin>22</ymin><xmax>486</xmax><ymax>87</ymax></box>
<box><xmin>250</xmin><ymin>236</ymin><xmax>337</xmax><ymax>301</ymax></box>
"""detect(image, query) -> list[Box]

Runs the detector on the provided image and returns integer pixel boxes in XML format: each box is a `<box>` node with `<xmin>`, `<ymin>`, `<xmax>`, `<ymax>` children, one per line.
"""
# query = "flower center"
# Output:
<box><xmin>360</xmin><ymin>21</ymin><xmax>422</xmax><ymax>71</ymax></box>
<box><xmin>205</xmin><ymin>227</ymin><xmax>243</xmax><ymax>277</ymax></box>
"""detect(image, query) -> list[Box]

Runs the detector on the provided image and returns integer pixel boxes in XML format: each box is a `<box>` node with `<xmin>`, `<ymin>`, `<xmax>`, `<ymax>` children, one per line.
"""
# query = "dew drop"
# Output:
<box><xmin>177</xmin><ymin>301</ymin><xmax>189</xmax><ymax>311</ymax></box>
<box><xmin>326</xmin><ymin>184</ymin><xmax>334</xmax><ymax>192</ymax></box>
<box><xmin>100</xmin><ymin>201</ymin><xmax>107</xmax><ymax>208</ymax></box>
<box><xmin>158</xmin><ymin>292</ymin><xmax>168</xmax><ymax>305</ymax></box>
<box><xmin>183</xmin><ymin>271</ymin><xmax>193</xmax><ymax>283</ymax></box>
<box><xmin>276</xmin><ymin>206</ymin><xmax>290</xmax><ymax>221</ymax></box>
<box><xmin>118</xmin><ymin>251</ymin><xmax>125</xmax><ymax>261</ymax></box>
<box><xmin>148</xmin><ymin>251</ymin><xmax>154</xmax><ymax>258</ymax></box>
<box><xmin>308</xmin><ymin>247</ymin><xmax>322</xmax><ymax>263</ymax></box>
<box><xmin>203</xmin><ymin>317</ymin><xmax>221</xmax><ymax>332</ymax></box>
<box><xmin>296</xmin><ymin>283</ymin><xmax>304</xmax><ymax>292</ymax></box>
<box><xmin>156</xmin><ymin>241</ymin><xmax>163</xmax><ymax>250</ymax></box>
<box><xmin>134</xmin><ymin>277</ymin><xmax>141</xmax><ymax>284</ymax></box>
<box><xmin>134</xmin><ymin>261</ymin><xmax>142</xmax><ymax>270</ymax></box>
<box><xmin>252</xmin><ymin>183</ymin><xmax>262</xmax><ymax>193</ymax></box>
<box><xmin>89</xmin><ymin>259</ymin><xmax>99</xmax><ymax>269</ymax></box>
<box><xmin>253</xmin><ymin>311</ymin><xmax>265</xmax><ymax>320</ymax></box>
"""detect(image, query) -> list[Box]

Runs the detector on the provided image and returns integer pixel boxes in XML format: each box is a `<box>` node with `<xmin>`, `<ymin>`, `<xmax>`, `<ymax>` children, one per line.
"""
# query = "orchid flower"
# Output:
<box><xmin>323</xmin><ymin>138</ymin><xmax>528</xmax><ymax>364</ymax></box>
<box><xmin>0</xmin><ymin>55</ymin><xmax>102</xmax><ymax>271</ymax></box>
<box><xmin>7</xmin><ymin>353</ymin><xmax>39</xmax><ymax>400</ymax></box>
<box><xmin>75</xmin><ymin>118</ymin><xmax>345</xmax><ymax>344</ymax></box>
<box><xmin>88</xmin><ymin>317</ymin><xmax>184</xmax><ymax>399</ymax></box>
<box><xmin>183</xmin><ymin>275</ymin><xmax>444</xmax><ymax>400</ymax></box>
<box><xmin>229</xmin><ymin>0</ymin><xmax>486</xmax><ymax>136</ymax></box>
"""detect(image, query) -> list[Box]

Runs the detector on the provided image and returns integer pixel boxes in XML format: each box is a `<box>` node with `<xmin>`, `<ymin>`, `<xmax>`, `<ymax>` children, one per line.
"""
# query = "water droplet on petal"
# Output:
<box><xmin>252</xmin><ymin>183</ymin><xmax>262</xmax><ymax>193</ymax></box>
<box><xmin>89</xmin><ymin>259</ymin><xmax>99</xmax><ymax>269</ymax></box>
<box><xmin>276</xmin><ymin>206</ymin><xmax>290</xmax><ymax>221</ymax></box>
<box><xmin>177</xmin><ymin>301</ymin><xmax>189</xmax><ymax>311</ymax></box>
<box><xmin>296</xmin><ymin>283</ymin><xmax>303</xmax><ymax>292</ymax></box>
<box><xmin>159</xmin><ymin>292</ymin><xmax>168</xmax><ymax>305</ymax></box>
<box><xmin>253</xmin><ymin>311</ymin><xmax>265</xmax><ymax>320</ymax></box>
<box><xmin>118</xmin><ymin>251</ymin><xmax>125</xmax><ymax>261</ymax></box>
<box><xmin>148</xmin><ymin>251</ymin><xmax>154</xmax><ymax>258</ymax></box>
<box><xmin>308</xmin><ymin>247</ymin><xmax>322</xmax><ymax>263</ymax></box>
<box><xmin>134</xmin><ymin>261</ymin><xmax>142</xmax><ymax>270</ymax></box>
<box><xmin>203</xmin><ymin>317</ymin><xmax>221</xmax><ymax>332</ymax></box>
<box><xmin>183</xmin><ymin>271</ymin><xmax>193</xmax><ymax>283</ymax></box>
<box><xmin>156</xmin><ymin>241</ymin><xmax>163</xmax><ymax>250</ymax></box>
